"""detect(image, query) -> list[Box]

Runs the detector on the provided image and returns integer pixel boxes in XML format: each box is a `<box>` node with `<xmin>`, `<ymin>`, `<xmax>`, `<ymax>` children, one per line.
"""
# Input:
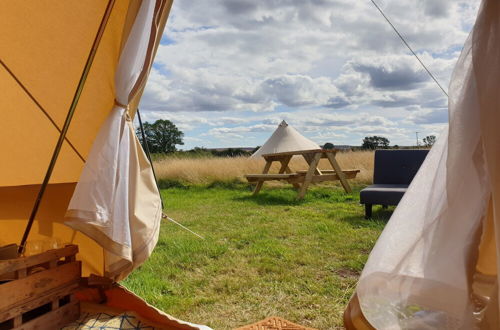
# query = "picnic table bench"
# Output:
<box><xmin>245</xmin><ymin>149</ymin><xmax>360</xmax><ymax>199</ymax></box>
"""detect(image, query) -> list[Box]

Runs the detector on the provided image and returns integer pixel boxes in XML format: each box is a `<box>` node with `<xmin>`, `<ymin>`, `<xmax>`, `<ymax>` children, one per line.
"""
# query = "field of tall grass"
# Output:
<box><xmin>154</xmin><ymin>150</ymin><xmax>374</xmax><ymax>186</ymax></box>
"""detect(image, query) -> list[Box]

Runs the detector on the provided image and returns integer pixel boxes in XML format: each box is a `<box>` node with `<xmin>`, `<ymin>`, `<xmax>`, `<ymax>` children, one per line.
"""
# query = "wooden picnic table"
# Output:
<box><xmin>245</xmin><ymin>149</ymin><xmax>359</xmax><ymax>199</ymax></box>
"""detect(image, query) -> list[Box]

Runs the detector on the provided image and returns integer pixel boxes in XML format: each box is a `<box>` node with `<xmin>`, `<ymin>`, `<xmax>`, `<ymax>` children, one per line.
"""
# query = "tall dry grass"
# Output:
<box><xmin>154</xmin><ymin>150</ymin><xmax>374</xmax><ymax>186</ymax></box>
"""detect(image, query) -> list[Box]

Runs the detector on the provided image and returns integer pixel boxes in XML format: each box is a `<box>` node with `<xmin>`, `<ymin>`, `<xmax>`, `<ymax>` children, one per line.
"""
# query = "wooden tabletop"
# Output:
<box><xmin>262</xmin><ymin>148</ymin><xmax>339</xmax><ymax>158</ymax></box>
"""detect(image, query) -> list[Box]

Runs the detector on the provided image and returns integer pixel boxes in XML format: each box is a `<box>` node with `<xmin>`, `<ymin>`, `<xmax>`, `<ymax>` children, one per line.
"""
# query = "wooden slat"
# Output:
<box><xmin>302</xmin><ymin>153</ymin><xmax>322</xmax><ymax>175</ymax></box>
<box><xmin>0</xmin><ymin>261</ymin><xmax>81</xmax><ymax>312</ymax></box>
<box><xmin>278</xmin><ymin>155</ymin><xmax>292</xmax><ymax>174</ymax></box>
<box><xmin>288</xmin><ymin>173</ymin><xmax>356</xmax><ymax>184</ymax></box>
<box><xmin>296</xmin><ymin>169</ymin><xmax>360</xmax><ymax>175</ymax></box>
<box><xmin>297</xmin><ymin>152</ymin><xmax>322</xmax><ymax>199</ymax></box>
<box><xmin>14</xmin><ymin>315</ymin><xmax>22</xmax><ymax>328</ymax></box>
<box><xmin>0</xmin><ymin>282</ymin><xmax>78</xmax><ymax>323</ymax></box>
<box><xmin>247</xmin><ymin>171</ymin><xmax>359</xmax><ymax>183</ymax></box>
<box><xmin>0</xmin><ymin>245</ymin><xmax>78</xmax><ymax>275</ymax></box>
<box><xmin>262</xmin><ymin>148</ymin><xmax>338</xmax><ymax>158</ymax></box>
<box><xmin>0</xmin><ymin>244</ymin><xmax>18</xmax><ymax>260</ymax></box>
<box><xmin>246</xmin><ymin>174</ymin><xmax>298</xmax><ymax>181</ymax></box>
<box><xmin>14</xmin><ymin>300</ymin><xmax>80</xmax><ymax>330</ymax></box>
<box><xmin>326</xmin><ymin>152</ymin><xmax>352</xmax><ymax>193</ymax></box>
<box><xmin>279</xmin><ymin>156</ymin><xmax>301</xmax><ymax>189</ymax></box>
<box><xmin>252</xmin><ymin>160</ymin><xmax>273</xmax><ymax>195</ymax></box>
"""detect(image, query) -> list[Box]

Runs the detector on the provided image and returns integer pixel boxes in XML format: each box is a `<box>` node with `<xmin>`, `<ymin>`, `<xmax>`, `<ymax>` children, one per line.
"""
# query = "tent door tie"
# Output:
<box><xmin>114</xmin><ymin>100</ymin><xmax>132</xmax><ymax>121</ymax></box>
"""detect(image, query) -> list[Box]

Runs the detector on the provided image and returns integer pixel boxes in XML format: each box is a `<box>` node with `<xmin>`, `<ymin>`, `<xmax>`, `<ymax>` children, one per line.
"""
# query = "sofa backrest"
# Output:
<box><xmin>373</xmin><ymin>149</ymin><xmax>429</xmax><ymax>185</ymax></box>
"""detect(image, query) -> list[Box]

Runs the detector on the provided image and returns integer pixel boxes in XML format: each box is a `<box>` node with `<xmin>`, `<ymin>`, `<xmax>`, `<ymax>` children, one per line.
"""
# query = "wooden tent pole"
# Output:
<box><xmin>18</xmin><ymin>0</ymin><xmax>116</xmax><ymax>254</ymax></box>
<box><xmin>136</xmin><ymin>108</ymin><xmax>163</xmax><ymax>209</ymax></box>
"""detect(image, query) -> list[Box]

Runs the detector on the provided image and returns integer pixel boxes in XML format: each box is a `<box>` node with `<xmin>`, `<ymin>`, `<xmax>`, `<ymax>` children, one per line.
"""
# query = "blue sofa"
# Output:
<box><xmin>361</xmin><ymin>149</ymin><xmax>429</xmax><ymax>218</ymax></box>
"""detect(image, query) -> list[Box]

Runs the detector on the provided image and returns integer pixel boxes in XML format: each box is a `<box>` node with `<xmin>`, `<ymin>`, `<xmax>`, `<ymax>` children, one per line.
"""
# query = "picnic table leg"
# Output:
<box><xmin>253</xmin><ymin>160</ymin><xmax>272</xmax><ymax>195</ymax></box>
<box><xmin>302</xmin><ymin>154</ymin><xmax>323</xmax><ymax>175</ymax></box>
<box><xmin>326</xmin><ymin>152</ymin><xmax>352</xmax><ymax>193</ymax></box>
<box><xmin>285</xmin><ymin>167</ymin><xmax>301</xmax><ymax>190</ymax></box>
<box><xmin>279</xmin><ymin>156</ymin><xmax>301</xmax><ymax>190</ymax></box>
<box><xmin>297</xmin><ymin>152</ymin><xmax>321</xmax><ymax>199</ymax></box>
<box><xmin>278</xmin><ymin>156</ymin><xmax>292</xmax><ymax>174</ymax></box>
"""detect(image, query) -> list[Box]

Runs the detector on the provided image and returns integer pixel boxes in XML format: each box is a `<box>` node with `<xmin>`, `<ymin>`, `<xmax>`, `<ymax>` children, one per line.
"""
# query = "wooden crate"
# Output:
<box><xmin>0</xmin><ymin>244</ymin><xmax>81</xmax><ymax>330</ymax></box>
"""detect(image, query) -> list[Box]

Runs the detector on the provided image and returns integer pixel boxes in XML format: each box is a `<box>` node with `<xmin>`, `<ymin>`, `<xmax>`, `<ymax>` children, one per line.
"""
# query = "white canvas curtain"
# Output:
<box><xmin>65</xmin><ymin>0</ymin><xmax>162</xmax><ymax>281</ymax></box>
<box><xmin>355</xmin><ymin>0</ymin><xmax>500</xmax><ymax>328</ymax></box>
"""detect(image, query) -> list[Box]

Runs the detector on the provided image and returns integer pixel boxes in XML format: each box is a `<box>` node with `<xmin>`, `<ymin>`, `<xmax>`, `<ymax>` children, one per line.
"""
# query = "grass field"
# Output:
<box><xmin>122</xmin><ymin>183</ymin><xmax>390</xmax><ymax>329</ymax></box>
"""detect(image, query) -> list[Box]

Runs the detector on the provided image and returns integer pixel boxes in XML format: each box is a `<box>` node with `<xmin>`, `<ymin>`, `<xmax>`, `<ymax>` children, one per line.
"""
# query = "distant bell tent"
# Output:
<box><xmin>251</xmin><ymin>121</ymin><xmax>320</xmax><ymax>158</ymax></box>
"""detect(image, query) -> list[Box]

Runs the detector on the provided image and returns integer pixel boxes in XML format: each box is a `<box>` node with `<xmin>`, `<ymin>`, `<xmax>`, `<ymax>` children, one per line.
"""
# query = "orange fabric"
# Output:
<box><xmin>105</xmin><ymin>286</ymin><xmax>198</xmax><ymax>329</ymax></box>
<box><xmin>0</xmin><ymin>0</ymin><xmax>174</xmax><ymax>278</ymax></box>
<box><xmin>73</xmin><ymin>285</ymin><xmax>201</xmax><ymax>329</ymax></box>
<box><xmin>0</xmin><ymin>0</ymin><xmax>130</xmax><ymax>186</ymax></box>
<box><xmin>477</xmin><ymin>200</ymin><xmax>497</xmax><ymax>276</ymax></box>
<box><xmin>343</xmin><ymin>293</ymin><xmax>375</xmax><ymax>330</ymax></box>
<box><xmin>0</xmin><ymin>184</ymin><xmax>104</xmax><ymax>276</ymax></box>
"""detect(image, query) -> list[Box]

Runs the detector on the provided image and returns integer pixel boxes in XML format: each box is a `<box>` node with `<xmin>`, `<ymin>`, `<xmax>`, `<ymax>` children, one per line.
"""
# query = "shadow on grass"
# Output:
<box><xmin>235</xmin><ymin>185</ymin><xmax>360</xmax><ymax>206</ymax></box>
<box><xmin>234</xmin><ymin>190</ymin><xmax>303</xmax><ymax>206</ymax></box>
<box><xmin>158</xmin><ymin>178</ymin><xmax>189</xmax><ymax>189</ymax></box>
<box><xmin>206</xmin><ymin>180</ymin><xmax>252</xmax><ymax>190</ymax></box>
<box><xmin>339</xmin><ymin>206</ymin><xmax>393</xmax><ymax>228</ymax></box>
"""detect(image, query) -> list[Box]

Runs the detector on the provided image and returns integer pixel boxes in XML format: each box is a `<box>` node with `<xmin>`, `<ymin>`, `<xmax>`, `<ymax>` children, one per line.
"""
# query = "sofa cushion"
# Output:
<box><xmin>360</xmin><ymin>184</ymin><xmax>408</xmax><ymax>206</ymax></box>
<box><xmin>373</xmin><ymin>150</ymin><xmax>429</xmax><ymax>185</ymax></box>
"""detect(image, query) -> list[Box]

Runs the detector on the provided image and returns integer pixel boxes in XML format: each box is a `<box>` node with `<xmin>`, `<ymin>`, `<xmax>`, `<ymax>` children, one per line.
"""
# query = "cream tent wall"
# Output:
<box><xmin>0</xmin><ymin>0</ymin><xmax>173</xmax><ymax>277</ymax></box>
<box><xmin>345</xmin><ymin>0</ymin><xmax>500</xmax><ymax>328</ymax></box>
<box><xmin>251</xmin><ymin>121</ymin><xmax>320</xmax><ymax>158</ymax></box>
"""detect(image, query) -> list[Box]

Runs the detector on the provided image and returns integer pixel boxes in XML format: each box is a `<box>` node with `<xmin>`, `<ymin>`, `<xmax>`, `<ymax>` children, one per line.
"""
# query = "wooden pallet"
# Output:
<box><xmin>0</xmin><ymin>244</ymin><xmax>81</xmax><ymax>330</ymax></box>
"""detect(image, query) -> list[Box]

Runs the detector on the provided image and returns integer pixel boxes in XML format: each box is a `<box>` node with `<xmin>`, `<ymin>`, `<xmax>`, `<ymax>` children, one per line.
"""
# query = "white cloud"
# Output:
<box><xmin>139</xmin><ymin>0</ymin><xmax>480</xmax><ymax>148</ymax></box>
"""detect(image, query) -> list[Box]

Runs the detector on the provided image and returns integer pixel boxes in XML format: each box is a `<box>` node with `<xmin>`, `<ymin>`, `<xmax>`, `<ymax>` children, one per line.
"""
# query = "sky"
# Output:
<box><xmin>137</xmin><ymin>0</ymin><xmax>480</xmax><ymax>149</ymax></box>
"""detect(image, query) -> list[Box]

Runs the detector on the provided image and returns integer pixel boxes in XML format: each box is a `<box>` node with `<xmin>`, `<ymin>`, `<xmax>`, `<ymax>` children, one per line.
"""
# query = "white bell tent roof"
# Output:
<box><xmin>251</xmin><ymin>121</ymin><xmax>320</xmax><ymax>158</ymax></box>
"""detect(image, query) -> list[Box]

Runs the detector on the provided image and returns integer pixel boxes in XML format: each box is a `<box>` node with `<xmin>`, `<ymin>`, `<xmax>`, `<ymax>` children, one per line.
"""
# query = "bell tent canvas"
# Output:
<box><xmin>251</xmin><ymin>120</ymin><xmax>320</xmax><ymax>158</ymax></box>
<box><xmin>0</xmin><ymin>1</ymin><xmax>209</xmax><ymax>328</ymax></box>
<box><xmin>344</xmin><ymin>0</ymin><xmax>500</xmax><ymax>328</ymax></box>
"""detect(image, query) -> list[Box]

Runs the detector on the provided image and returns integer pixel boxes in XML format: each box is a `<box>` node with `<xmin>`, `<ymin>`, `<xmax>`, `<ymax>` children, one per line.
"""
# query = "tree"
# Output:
<box><xmin>361</xmin><ymin>136</ymin><xmax>390</xmax><ymax>150</ymax></box>
<box><xmin>137</xmin><ymin>119</ymin><xmax>184</xmax><ymax>153</ymax></box>
<box><xmin>423</xmin><ymin>135</ymin><xmax>436</xmax><ymax>147</ymax></box>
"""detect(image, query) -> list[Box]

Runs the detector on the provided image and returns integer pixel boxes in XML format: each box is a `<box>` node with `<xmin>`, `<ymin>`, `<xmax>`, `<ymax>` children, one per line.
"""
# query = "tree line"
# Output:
<box><xmin>137</xmin><ymin>119</ymin><xmax>256</xmax><ymax>157</ymax></box>
<box><xmin>138</xmin><ymin>119</ymin><xmax>437</xmax><ymax>156</ymax></box>
<box><xmin>361</xmin><ymin>135</ymin><xmax>436</xmax><ymax>149</ymax></box>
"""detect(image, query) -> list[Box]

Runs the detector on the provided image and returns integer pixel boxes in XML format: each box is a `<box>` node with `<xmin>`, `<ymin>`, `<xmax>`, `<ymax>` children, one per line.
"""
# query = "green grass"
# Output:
<box><xmin>122</xmin><ymin>184</ymin><xmax>390</xmax><ymax>329</ymax></box>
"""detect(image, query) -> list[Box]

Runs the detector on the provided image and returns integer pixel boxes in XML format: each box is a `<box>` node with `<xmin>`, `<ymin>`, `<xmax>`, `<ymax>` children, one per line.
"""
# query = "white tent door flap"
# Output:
<box><xmin>65</xmin><ymin>0</ymin><xmax>162</xmax><ymax>281</ymax></box>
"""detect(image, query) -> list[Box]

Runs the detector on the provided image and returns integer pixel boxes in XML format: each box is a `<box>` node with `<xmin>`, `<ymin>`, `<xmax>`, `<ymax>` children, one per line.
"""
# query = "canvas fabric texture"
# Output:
<box><xmin>251</xmin><ymin>121</ymin><xmax>320</xmax><ymax>158</ymax></box>
<box><xmin>65</xmin><ymin>0</ymin><xmax>162</xmax><ymax>281</ymax></box>
<box><xmin>0</xmin><ymin>1</ymin><xmax>211</xmax><ymax>329</ymax></box>
<box><xmin>349</xmin><ymin>0</ymin><xmax>500</xmax><ymax>328</ymax></box>
<box><xmin>0</xmin><ymin>0</ymin><xmax>173</xmax><ymax>279</ymax></box>
<box><xmin>0</xmin><ymin>1</ymin><xmax>133</xmax><ymax>187</ymax></box>
<box><xmin>0</xmin><ymin>0</ymin><xmax>148</xmax><ymax>276</ymax></box>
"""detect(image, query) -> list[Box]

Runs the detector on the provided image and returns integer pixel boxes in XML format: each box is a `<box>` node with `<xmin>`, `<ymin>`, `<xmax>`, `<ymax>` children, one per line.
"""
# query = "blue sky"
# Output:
<box><xmin>138</xmin><ymin>0</ymin><xmax>480</xmax><ymax>149</ymax></box>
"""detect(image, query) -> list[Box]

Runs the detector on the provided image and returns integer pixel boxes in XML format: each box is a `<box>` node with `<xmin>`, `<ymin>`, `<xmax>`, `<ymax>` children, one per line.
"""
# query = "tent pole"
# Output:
<box><xmin>136</xmin><ymin>108</ymin><xmax>163</xmax><ymax>209</ymax></box>
<box><xmin>18</xmin><ymin>0</ymin><xmax>116</xmax><ymax>254</ymax></box>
